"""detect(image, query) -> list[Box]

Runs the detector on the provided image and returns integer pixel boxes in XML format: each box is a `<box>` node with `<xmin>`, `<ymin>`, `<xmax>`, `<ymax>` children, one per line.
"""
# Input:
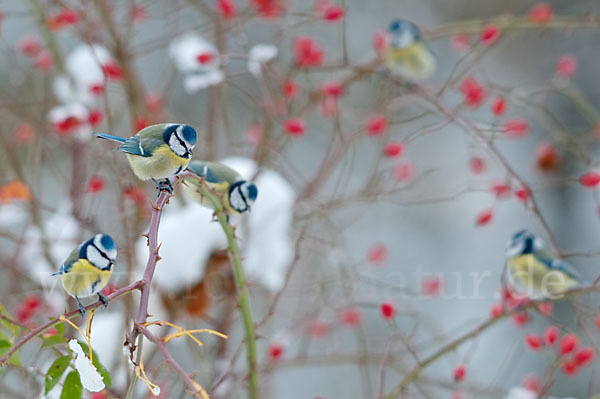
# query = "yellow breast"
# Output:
<box><xmin>507</xmin><ymin>254</ymin><xmax>578</xmax><ymax>296</ymax></box>
<box><xmin>126</xmin><ymin>145</ymin><xmax>190</xmax><ymax>181</ymax></box>
<box><xmin>61</xmin><ymin>259</ymin><xmax>113</xmax><ymax>298</ymax></box>
<box><xmin>384</xmin><ymin>43</ymin><xmax>435</xmax><ymax>80</ymax></box>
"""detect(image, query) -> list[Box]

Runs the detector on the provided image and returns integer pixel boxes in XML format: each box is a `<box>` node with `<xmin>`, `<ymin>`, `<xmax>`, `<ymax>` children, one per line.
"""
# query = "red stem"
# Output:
<box><xmin>126</xmin><ymin>189</ymin><xmax>172</xmax><ymax>348</ymax></box>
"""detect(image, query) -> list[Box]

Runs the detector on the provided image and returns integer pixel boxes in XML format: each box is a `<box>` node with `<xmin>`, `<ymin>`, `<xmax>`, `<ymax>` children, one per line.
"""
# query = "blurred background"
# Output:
<box><xmin>1</xmin><ymin>0</ymin><xmax>600</xmax><ymax>398</ymax></box>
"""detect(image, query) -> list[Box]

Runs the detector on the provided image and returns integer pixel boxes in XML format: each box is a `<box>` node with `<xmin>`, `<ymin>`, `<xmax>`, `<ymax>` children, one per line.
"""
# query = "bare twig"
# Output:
<box><xmin>126</xmin><ymin>189</ymin><xmax>172</xmax><ymax>350</ymax></box>
<box><xmin>385</xmin><ymin>284</ymin><xmax>600</xmax><ymax>398</ymax></box>
<box><xmin>0</xmin><ymin>280</ymin><xmax>143</xmax><ymax>366</ymax></box>
<box><xmin>136</xmin><ymin>322</ymin><xmax>208</xmax><ymax>398</ymax></box>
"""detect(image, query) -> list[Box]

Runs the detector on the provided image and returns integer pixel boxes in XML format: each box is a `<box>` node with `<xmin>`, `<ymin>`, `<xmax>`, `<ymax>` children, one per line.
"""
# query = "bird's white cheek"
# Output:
<box><xmin>230</xmin><ymin>190</ymin><xmax>245</xmax><ymax>212</ymax></box>
<box><xmin>169</xmin><ymin>134</ymin><xmax>187</xmax><ymax>157</ymax></box>
<box><xmin>506</xmin><ymin>243</ymin><xmax>523</xmax><ymax>258</ymax></box>
<box><xmin>87</xmin><ymin>246</ymin><xmax>110</xmax><ymax>269</ymax></box>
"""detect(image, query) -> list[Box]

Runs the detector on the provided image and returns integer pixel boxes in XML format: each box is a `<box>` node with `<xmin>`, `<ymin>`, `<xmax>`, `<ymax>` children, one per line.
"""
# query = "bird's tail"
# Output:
<box><xmin>94</xmin><ymin>133</ymin><xmax>127</xmax><ymax>143</ymax></box>
<box><xmin>50</xmin><ymin>271</ymin><xmax>61</xmax><ymax>276</ymax></box>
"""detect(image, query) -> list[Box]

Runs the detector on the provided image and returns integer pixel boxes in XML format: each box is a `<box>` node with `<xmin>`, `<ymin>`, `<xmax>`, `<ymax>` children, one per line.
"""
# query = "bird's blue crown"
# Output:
<box><xmin>509</xmin><ymin>229</ymin><xmax>536</xmax><ymax>254</ymax></box>
<box><xmin>179</xmin><ymin>124</ymin><xmax>197</xmax><ymax>146</ymax></box>
<box><xmin>388</xmin><ymin>19</ymin><xmax>420</xmax><ymax>39</ymax></box>
<box><xmin>99</xmin><ymin>234</ymin><xmax>116</xmax><ymax>252</ymax></box>
<box><xmin>246</xmin><ymin>183</ymin><xmax>258</xmax><ymax>201</ymax></box>
<box><xmin>162</xmin><ymin>124</ymin><xmax>197</xmax><ymax>146</ymax></box>
<box><xmin>78</xmin><ymin>234</ymin><xmax>116</xmax><ymax>258</ymax></box>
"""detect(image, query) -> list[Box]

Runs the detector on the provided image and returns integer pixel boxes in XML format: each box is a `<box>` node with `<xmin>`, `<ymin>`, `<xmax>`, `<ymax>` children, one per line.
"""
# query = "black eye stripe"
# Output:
<box><xmin>172</xmin><ymin>133</ymin><xmax>191</xmax><ymax>157</ymax></box>
<box><xmin>174</xmin><ymin>133</ymin><xmax>187</xmax><ymax>149</ymax></box>
<box><xmin>237</xmin><ymin>186</ymin><xmax>249</xmax><ymax>210</ymax></box>
<box><xmin>91</xmin><ymin>243</ymin><xmax>114</xmax><ymax>269</ymax></box>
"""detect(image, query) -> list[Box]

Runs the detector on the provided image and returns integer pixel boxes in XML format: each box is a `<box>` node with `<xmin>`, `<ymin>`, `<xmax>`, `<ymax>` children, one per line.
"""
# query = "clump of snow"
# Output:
<box><xmin>139</xmin><ymin>201</ymin><xmax>226</xmax><ymax>292</ymax></box>
<box><xmin>225</xmin><ymin>157</ymin><xmax>295</xmax><ymax>291</ymax></box>
<box><xmin>47</xmin><ymin>103</ymin><xmax>92</xmax><ymax>139</ymax></box>
<box><xmin>50</xmin><ymin>43</ymin><xmax>114</xmax><ymax>140</ymax></box>
<box><xmin>505</xmin><ymin>388</ymin><xmax>536</xmax><ymax>399</ymax></box>
<box><xmin>168</xmin><ymin>33</ymin><xmax>223</xmax><ymax>93</ymax></box>
<box><xmin>53</xmin><ymin>44</ymin><xmax>112</xmax><ymax>106</ymax></box>
<box><xmin>183</xmin><ymin>69</ymin><xmax>225</xmax><ymax>93</ymax></box>
<box><xmin>68</xmin><ymin>339</ymin><xmax>105</xmax><ymax>392</ymax></box>
<box><xmin>136</xmin><ymin>157</ymin><xmax>295</xmax><ymax>293</ymax></box>
<box><xmin>22</xmin><ymin>206</ymin><xmax>80</xmax><ymax>307</ymax></box>
<box><xmin>0</xmin><ymin>203</ymin><xmax>28</xmax><ymax>228</ymax></box>
<box><xmin>248</xmin><ymin>44</ymin><xmax>278</xmax><ymax>76</ymax></box>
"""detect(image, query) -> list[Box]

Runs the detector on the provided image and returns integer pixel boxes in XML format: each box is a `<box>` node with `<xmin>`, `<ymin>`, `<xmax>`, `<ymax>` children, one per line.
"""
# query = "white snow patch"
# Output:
<box><xmin>53</xmin><ymin>44</ymin><xmax>113</xmax><ymax>106</ymax></box>
<box><xmin>169</xmin><ymin>33</ymin><xmax>223</xmax><ymax>93</ymax></box>
<box><xmin>248</xmin><ymin>44</ymin><xmax>278</xmax><ymax>76</ymax></box>
<box><xmin>68</xmin><ymin>339</ymin><xmax>105</xmax><ymax>392</ymax></box>
<box><xmin>47</xmin><ymin>103</ymin><xmax>92</xmax><ymax>139</ymax></box>
<box><xmin>139</xmin><ymin>157</ymin><xmax>295</xmax><ymax>293</ymax></box>
<box><xmin>183</xmin><ymin>69</ymin><xmax>224</xmax><ymax>93</ymax></box>
<box><xmin>505</xmin><ymin>388</ymin><xmax>537</xmax><ymax>399</ymax></box>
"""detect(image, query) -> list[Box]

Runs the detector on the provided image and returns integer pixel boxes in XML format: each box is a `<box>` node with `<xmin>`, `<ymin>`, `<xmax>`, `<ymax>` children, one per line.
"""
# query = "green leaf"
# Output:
<box><xmin>7</xmin><ymin>349</ymin><xmax>19</xmax><ymax>366</ymax></box>
<box><xmin>0</xmin><ymin>339</ymin><xmax>19</xmax><ymax>366</ymax></box>
<box><xmin>45</xmin><ymin>355</ymin><xmax>71</xmax><ymax>395</ymax></box>
<box><xmin>60</xmin><ymin>370</ymin><xmax>82</xmax><ymax>399</ymax></box>
<box><xmin>76</xmin><ymin>341</ymin><xmax>112</xmax><ymax>387</ymax></box>
<box><xmin>0</xmin><ymin>304</ymin><xmax>19</xmax><ymax>337</ymax></box>
<box><xmin>41</xmin><ymin>335</ymin><xmax>66</xmax><ymax>348</ymax></box>
<box><xmin>55</xmin><ymin>322</ymin><xmax>65</xmax><ymax>336</ymax></box>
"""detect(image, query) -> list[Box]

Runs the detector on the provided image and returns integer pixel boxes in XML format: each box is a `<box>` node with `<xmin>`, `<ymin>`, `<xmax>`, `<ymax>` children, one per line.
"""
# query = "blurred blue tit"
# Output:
<box><xmin>95</xmin><ymin>123</ymin><xmax>197</xmax><ymax>193</ymax></box>
<box><xmin>383</xmin><ymin>19</ymin><xmax>436</xmax><ymax>80</ymax></box>
<box><xmin>184</xmin><ymin>160</ymin><xmax>258</xmax><ymax>214</ymax></box>
<box><xmin>505</xmin><ymin>229</ymin><xmax>580</xmax><ymax>298</ymax></box>
<box><xmin>51</xmin><ymin>234</ymin><xmax>117</xmax><ymax>316</ymax></box>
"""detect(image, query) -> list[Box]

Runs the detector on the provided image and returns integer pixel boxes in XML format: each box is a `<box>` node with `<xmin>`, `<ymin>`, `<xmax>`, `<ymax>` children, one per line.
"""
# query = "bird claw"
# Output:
<box><xmin>75</xmin><ymin>297</ymin><xmax>86</xmax><ymax>317</ymax></box>
<box><xmin>98</xmin><ymin>293</ymin><xmax>108</xmax><ymax>309</ymax></box>
<box><xmin>151</xmin><ymin>178</ymin><xmax>174</xmax><ymax>196</ymax></box>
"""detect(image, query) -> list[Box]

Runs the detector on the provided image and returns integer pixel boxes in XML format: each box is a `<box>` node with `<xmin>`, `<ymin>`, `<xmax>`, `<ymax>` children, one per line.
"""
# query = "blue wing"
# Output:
<box><xmin>533</xmin><ymin>249</ymin><xmax>581</xmax><ymax>281</ymax></box>
<box><xmin>52</xmin><ymin>248</ymin><xmax>80</xmax><ymax>276</ymax></box>
<box><xmin>95</xmin><ymin>133</ymin><xmax>160</xmax><ymax>158</ymax></box>
<box><xmin>94</xmin><ymin>133</ymin><xmax>127</xmax><ymax>143</ymax></box>
<box><xmin>186</xmin><ymin>161</ymin><xmax>240</xmax><ymax>184</ymax></box>
<box><xmin>116</xmin><ymin>135</ymin><xmax>150</xmax><ymax>157</ymax></box>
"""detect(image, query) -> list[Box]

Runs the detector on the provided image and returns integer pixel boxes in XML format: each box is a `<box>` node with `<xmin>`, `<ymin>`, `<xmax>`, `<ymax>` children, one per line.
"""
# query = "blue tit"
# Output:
<box><xmin>51</xmin><ymin>234</ymin><xmax>117</xmax><ymax>316</ymax></box>
<box><xmin>183</xmin><ymin>160</ymin><xmax>258</xmax><ymax>214</ymax></box>
<box><xmin>383</xmin><ymin>19</ymin><xmax>436</xmax><ymax>81</ymax></box>
<box><xmin>505</xmin><ymin>229</ymin><xmax>580</xmax><ymax>298</ymax></box>
<box><xmin>94</xmin><ymin>123</ymin><xmax>197</xmax><ymax>193</ymax></box>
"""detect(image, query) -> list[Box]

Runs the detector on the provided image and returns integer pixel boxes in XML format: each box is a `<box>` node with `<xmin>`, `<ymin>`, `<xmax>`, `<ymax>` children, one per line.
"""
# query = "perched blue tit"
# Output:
<box><xmin>383</xmin><ymin>19</ymin><xmax>436</xmax><ymax>81</ymax></box>
<box><xmin>94</xmin><ymin>123</ymin><xmax>197</xmax><ymax>192</ymax></box>
<box><xmin>183</xmin><ymin>160</ymin><xmax>258</xmax><ymax>214</ymax></box>
<box><xmin>505</xmin><ymin>229</ymin><xmax>580</xmax><ymax>298</ymax></box>
<box><xmin>51</xmin><ymin>234</ymin><xmax>117</xmax><ymax>316</ymax></box>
